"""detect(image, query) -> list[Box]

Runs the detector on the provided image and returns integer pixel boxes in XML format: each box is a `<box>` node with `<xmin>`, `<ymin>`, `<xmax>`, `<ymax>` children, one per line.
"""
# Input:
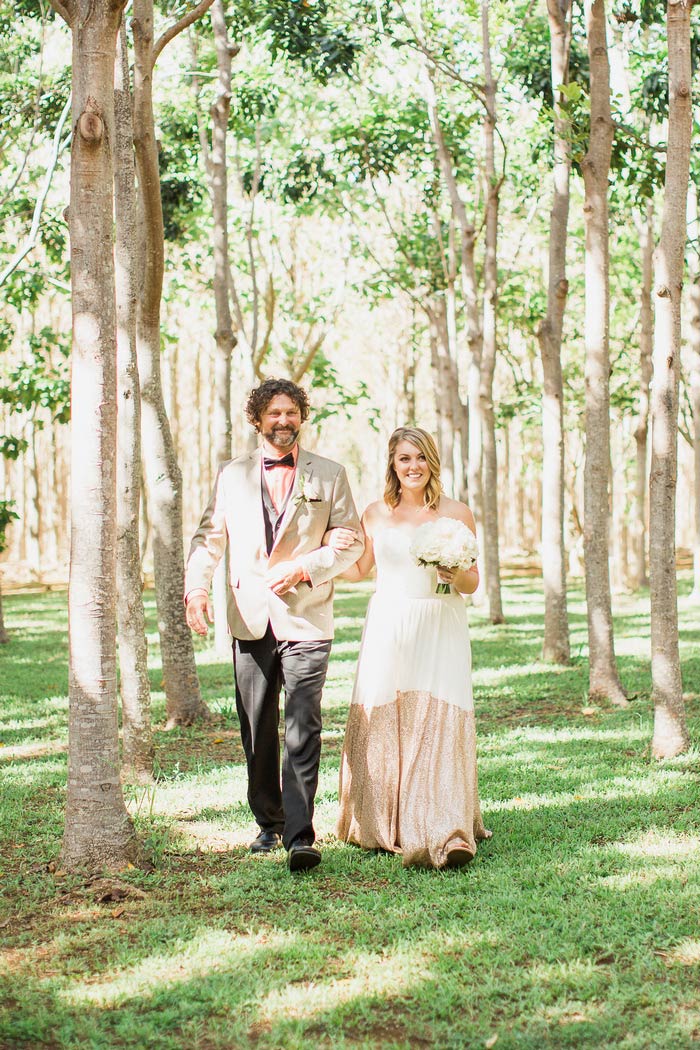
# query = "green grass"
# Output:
<box><xmin>0</xmin><ymin>577</ymin><xmax>699</xmax><ymax>1049</ymax></box>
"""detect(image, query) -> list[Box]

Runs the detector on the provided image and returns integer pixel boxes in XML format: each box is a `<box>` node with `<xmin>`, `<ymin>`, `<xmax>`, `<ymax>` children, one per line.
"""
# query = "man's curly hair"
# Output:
<box><xmin>245</xmin><ymin>378</ymin><xmax>311</xmax><ymax>429</ymax></box>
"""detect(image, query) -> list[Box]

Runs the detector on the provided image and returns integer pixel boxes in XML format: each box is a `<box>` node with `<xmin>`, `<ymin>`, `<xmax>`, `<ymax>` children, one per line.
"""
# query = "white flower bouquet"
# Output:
<box><xmin>409</xmin><ymin>517</ymin><xmax>479</xmax><ymax>594</ymax></box>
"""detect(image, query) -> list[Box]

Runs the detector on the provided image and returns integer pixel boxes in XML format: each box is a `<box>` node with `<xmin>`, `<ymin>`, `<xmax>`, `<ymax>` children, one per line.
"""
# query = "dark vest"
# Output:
<box><xmin>261</xmin><ymin>476</ymin><xmax>293</xmax><ymax>554</ymax></box>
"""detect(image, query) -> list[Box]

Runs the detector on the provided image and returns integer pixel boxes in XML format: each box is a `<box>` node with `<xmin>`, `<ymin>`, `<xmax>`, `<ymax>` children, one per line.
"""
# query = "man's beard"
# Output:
<box><xmin>262</xmin><ymin>425</ymin><xmax>299</xmax><ymax>450</ymax></box>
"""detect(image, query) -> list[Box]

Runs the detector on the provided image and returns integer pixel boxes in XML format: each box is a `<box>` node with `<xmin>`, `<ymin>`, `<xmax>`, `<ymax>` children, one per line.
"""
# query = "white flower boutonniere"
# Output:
<box><xmin>293</xmin><ymin>474</ymin><xmax>322</xmax><ymax>507</ymax></box>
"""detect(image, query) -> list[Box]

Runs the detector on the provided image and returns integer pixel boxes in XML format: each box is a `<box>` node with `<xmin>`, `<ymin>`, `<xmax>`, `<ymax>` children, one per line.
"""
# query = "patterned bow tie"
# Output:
<box><xmin>263</xmin><ymin>453</ymin><xmax>295</xmax><ymax>469</ymax></box>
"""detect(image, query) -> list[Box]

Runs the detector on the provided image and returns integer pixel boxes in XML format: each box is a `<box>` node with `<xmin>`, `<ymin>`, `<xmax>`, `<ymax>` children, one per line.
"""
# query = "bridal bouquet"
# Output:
<box><xmin>409</xmin><ymin>518</ymin><xmax>479</xmax><ymax>594</ymax></box>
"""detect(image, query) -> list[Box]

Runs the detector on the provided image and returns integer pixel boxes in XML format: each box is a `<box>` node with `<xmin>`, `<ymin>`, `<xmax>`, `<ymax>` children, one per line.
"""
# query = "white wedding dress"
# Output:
<box><xmin>336</xmin><ymin>526</ymin><xmax>488</xmax><ymax>867</ymax></box>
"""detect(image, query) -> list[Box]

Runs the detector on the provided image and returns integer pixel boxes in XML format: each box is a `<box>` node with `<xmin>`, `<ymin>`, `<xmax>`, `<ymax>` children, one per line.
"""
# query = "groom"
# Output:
<box><xmin>184</xmin><ymin>378</ymin><xmax>364</xmax><ymax>871</ymax></box>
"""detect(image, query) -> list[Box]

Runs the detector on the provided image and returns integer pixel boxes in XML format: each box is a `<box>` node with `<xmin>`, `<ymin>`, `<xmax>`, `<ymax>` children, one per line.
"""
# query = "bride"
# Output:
<box><xmin>327</xmin><ymin>426</ymin><xmax>489</xmax><ymax>869</ymax></box>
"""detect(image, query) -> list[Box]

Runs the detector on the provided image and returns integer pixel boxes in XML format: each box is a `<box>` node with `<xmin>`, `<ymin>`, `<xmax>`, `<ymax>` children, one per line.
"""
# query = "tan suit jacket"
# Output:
<box><xmin>185</xmin><ymin>447</ymin><xmax>364</xmax><ymax>641</ymax></box>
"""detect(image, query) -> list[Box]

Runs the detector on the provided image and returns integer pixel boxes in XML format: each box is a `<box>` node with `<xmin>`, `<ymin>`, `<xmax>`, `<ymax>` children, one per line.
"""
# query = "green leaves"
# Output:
<box><xmin>259</xmin><ymin>0</ymin><xmax>360</xmax><ymax>84</ymax></box>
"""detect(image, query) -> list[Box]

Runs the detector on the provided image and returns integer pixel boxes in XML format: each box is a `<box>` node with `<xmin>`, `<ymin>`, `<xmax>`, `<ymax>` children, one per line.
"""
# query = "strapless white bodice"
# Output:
<box><xmin>373</xmin><ymin>526</ymin><xmax>441</xmax><ymax>599</ymax></box>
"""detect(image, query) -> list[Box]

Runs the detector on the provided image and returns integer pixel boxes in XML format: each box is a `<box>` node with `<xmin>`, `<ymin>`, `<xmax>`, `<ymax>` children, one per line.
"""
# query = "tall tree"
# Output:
<box><xmin>131</xmin><ymin>0</ymin><xmax>213</xmax><ymax>728</ymax></box>
<box><xmin>581</xmin><ymin>0</ymin><xmax>626</xmax><ymax>704</ymax></box>
<box><xmin>649</xmin><ymin>0</ymin><xmax>694</xmax><ymax>758</ymax></box>
<box><xmin>688</xmin><ymin>185</ymin><xmax>700</xmax><ymax>599</ymax></box>
<box><xmin>479</xmin><ymin>0</ymin><xmax>505</xmax><ymax>624</ymax></box>
<box><xmin>631</xmin><ymin>200</ymin><xmax>654</xmax><ymax>590</ymax></box>
<box><xmin>48</xmin><ymin>0</ymin><xmax>139</xmax><ymax>869</ymax></box>
<box><xmin>538</xmin><ymin>0</ymin><xmax>572</xmax><ymax>663</ymax></box>
<box><xmin>114</xmin><ymin>19</ymin><xmax>153</xmax><ymax>782</ymax></box>
<box><xmin>0</xmin><ymin>499</ymin><xmax>19</xmax><ymax>644</ymax></box>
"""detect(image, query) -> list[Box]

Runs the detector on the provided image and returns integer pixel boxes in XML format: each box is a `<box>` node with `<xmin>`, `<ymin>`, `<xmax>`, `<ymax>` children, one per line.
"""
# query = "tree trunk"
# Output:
<box><xmin>649</xmin><ymin>0</ymin><xmax>693</xmax><ymax>758</ymax></box>
<box><xmin>0</xmin><ymin>581</ymin><xmax>7</xmax><ymax>644</ymax></box>
<box><xmin>50</xmin><ymin>0</ymin><xmax>139</xmax><ymax>871</ymax></box>
<box><xmin>428</xmin><ymin>300</ymin><xmax>457</xmax><ymax>498</ymax></box>
<box><xmin>581</xmin><ymin>0</ymin><xmax>626</xmax><ymax>705</ymax></box>
<box><xmin>538</xmin><ymin>0</ymin><xmax>572</xmax><ymax>663</ymax></box>
<box><xmin>688</xmin><ymin>186</ymin><xmax>700</xmax><ymax>599</ymax></box>
<box><xmin>132</xmin><ymin>0</ymin><xmax>209</xmax><ymax>726</ymax></box>
<box><xmin>114</xmin><ymin>19</ymin><xmax>153</xmax><ymax>783</ymax></box>
<box><xmin>480</xmin><ymin>0</ymin><xmax>504</xmax><ymax>624</ymax></box>
<box><xmin>204</xmin><ymin>0</ymin><xmax>237</xmax><ymax>659</ymax></box>
<box><xmin>631</xmin><ymin>199</ymin><xmax>654</xmax><ymax>589</ymax></box>
<box><xmin>208</xmin><ymin>0</ymin><xmax>236</xmax><ymax>465</ymax></box>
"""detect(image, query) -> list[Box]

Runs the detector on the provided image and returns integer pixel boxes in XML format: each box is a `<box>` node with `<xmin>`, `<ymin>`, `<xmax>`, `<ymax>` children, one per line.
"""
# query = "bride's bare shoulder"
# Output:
<box><xmin>362</xmin><ymin>500</ymin><xmax>390</xmax><ymax>532</ymax></box>
<box><xmin>438</xmin><ymin>497</ymin><xmax>476</xmax><ymax>531</ymax></box>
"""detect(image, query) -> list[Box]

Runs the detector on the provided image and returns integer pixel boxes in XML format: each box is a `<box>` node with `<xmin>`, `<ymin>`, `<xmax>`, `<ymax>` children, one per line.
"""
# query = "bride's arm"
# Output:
<box><xmin>324</xmin><ymin>508</ymin><xmax>377</xmax><ymax>580</ymax></box>
<box><xmin>437</xmin><ymin>503</ymin><xmax>480</xmax><ymax>595</ymax></box>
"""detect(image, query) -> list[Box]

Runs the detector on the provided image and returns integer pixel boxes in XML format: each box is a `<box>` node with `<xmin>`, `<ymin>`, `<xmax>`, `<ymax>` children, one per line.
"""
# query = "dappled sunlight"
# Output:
<box><xmin>481</xmin><ymin>725</ymin><xmax>648</xmax><ymax>750</ymax></box>
<box><xmin>482</xmin><ymin>768</ymin><xmax>688</xmax><ymax>813</ymax></box>
<box><xmin>125</xmin><ymin>768</ymin><xmax>248</xmax><ymax>820</ymax></box>
<box><xmin>598</xmin><ymin>865</ymin><xmax>694</xmax><ymax>890</ymax></box>
<box><xmin>0</xmin><ymin>739</ymin><xmax>67</xmax><ymax>761</ymax></box>
<box><xmin>62</xmin><ymin>928</ymin><xmax>295</xmax><ymax>1007</ymax></box>
<box><xmin>170</xmin><ymin>819</ymin><xmax>252</xmax><ymax>851</ymax></box>
<box><xmin>472</xmin><ymin>662</ymin><xmax>573</xmax><ymax>684</ymax></box>
<box><xmin>256</xmin><ymin>942</ymin><xmax>434</xmax><ymax>1024</ymax></box>
<box><xmin>661</xmin><ymin>939</ymin><xmax>700</xmax><ymax>966</ymax></box>
<box><xmin>611</xmin><ymin>830</ymin><xmax>700</xmax><ymax>860</ymax></box>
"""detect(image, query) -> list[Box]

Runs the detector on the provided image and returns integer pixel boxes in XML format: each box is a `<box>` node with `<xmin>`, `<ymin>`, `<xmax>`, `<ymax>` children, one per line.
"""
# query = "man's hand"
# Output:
<box><xmin>266</xmin><ymin>560</ymin><xmax>305</xmax><ymax>595</ymax></box>
<box><xmin>186</xmin><ymin>593</ymin><xmax>214</xmax><ymax>636</ymax></box>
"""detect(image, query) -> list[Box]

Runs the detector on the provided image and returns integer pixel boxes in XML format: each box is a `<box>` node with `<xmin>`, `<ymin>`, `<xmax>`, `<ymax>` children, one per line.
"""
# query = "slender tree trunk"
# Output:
<box><xmin>649</xmin><ymin>0</ymin><xmax>693</xmax><ymax>758</ymax></box>
<box><xmin>114</xmin><ymin>20</ymin><xmax>153</xmax><ymax>782</ymax></box>
<box><xmin>581</xmin><ymin>0</ymin><xmax>626</xmax><ymax>705</ymax></box>
<box><xmin>428</xmin><ymin>299</ymin><xmax>457</xmax><ymax>497</ymax></box>
<box><xmin>203</xmin><ymin>0</ymin><xmax>238</xmax><ymax>659</ymax></box>
<box><xmin>631</xmin><ymin>199</ymin><xmax>654</xmax><ymax>589</ymax></box>
<box><xmin>688</xmin><ymin>186</ymin><xmax>700</xmax><ymax>598</ymax></box>
<box><xmin>480</xmin><ymin>0</ymin><xmax>504</xmax><ymax>624</ymax></box>
<box><xmin>538</xmin><ymin>0</ymin><xmax>572</xmax><ymax>663</ymax></box>
<box><xmin>49</xmin><ymin>0</ymin><xmax>139</xmax><ymax>871</ymax></box>
<box><xmin>0</xmin><ymin>582</ymin><xmax>7</xmax><ymax>644</ymax></box>
<box><xmin>132</xmin><ymin>1</ymin><xmax>209</xmax><ymax>726</ymax></box>
<box><xmin>208</xmin><ymin>0</ymin><xmax>236</xmax><ymax>465</ymax></box>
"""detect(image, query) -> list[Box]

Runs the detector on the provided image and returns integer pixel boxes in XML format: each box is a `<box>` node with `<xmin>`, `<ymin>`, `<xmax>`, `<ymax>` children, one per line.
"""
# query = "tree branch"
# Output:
<box><xmin>153</xmin><ymin>0</ymin><xmax>216</xmax><ymax>67</ymax></box>
<box><xmin>48</xmin><ymin>0</ymin><xmax>74</xmax><ymax>25</ymax></box>
<box><xmin>0</xmin><ymin>93</ymin><xmax>72</xmax><ymax>288</ymax></box>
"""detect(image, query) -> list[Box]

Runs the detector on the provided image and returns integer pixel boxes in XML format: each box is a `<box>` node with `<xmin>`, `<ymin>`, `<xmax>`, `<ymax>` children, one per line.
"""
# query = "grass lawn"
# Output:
<box><xmin>0</xmin><ymin>576</ymin><xmax>699</xmax><ymax>1050</ymax></box>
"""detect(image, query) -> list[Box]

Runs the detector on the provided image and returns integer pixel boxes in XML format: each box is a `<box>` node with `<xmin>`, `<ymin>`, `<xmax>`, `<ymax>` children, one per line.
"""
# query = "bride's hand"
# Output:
<box><xmin>437</xmin><ymin>565</ymin><xmax>456</xmax><ymax>584</ymax></box>
<box><xmin>323</xmin><ymin>527</ymin><xmax>357</xmax><ymax>551</ymax></box>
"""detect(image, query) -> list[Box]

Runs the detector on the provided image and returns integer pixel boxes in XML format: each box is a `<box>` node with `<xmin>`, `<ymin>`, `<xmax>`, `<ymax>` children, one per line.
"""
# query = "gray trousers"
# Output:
<box><xmin>233</xmin><ymin>623</ymin><xmax>331</xmax><ymax>848</ymax></box>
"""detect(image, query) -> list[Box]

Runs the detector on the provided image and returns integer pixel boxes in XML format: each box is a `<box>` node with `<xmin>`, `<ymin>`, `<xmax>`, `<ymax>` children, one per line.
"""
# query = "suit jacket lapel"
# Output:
<box><xmin>244</xmin><ymin>449</ymin><xmax>265</xmax><ymax>548</ymax></box>
<box><xmin>271</xmin><ymin>448</ymin><xmax>313</xmax><ymax>553</ymax></box>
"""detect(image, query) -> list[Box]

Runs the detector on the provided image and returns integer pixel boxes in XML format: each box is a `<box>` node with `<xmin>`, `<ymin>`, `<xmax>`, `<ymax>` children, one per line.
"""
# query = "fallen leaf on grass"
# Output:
<box><xmin>581</xmin><ymin>707</ymin><xmax>598</xmax><ymax>716</ymax></box>
<box><xmin>111</xmin><ymin>907</ymin><xmax>125</xmax><ymax>919</ymax></box>
<box><xmin>213</xmin><ymin>738</ymin><xmax>224</xmax><ymax>744</ymax></box>
<box><xmin>485</xmin><ymin>1036</ymin><xmax>498</xmax><ymax>1049</ymax></box>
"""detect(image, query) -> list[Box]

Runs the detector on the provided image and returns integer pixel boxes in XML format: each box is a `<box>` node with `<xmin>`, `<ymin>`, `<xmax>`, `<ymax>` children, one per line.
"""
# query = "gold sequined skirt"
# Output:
<box><xmin>337</xmin><ymin>689</ymin><xmax>488</xmax><ymax>868</ymax></box>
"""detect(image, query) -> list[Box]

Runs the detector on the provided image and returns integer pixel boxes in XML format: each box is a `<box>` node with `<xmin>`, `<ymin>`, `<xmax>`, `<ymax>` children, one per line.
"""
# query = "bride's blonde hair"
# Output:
<box><xmin>384</xmin><ymin>427</ymin><xmax>442</xmax><ymax>510</ymax></box>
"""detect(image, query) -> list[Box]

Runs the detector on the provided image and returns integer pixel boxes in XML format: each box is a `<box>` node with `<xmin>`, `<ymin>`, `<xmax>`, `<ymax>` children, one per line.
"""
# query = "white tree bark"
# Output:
<box><xmin>649</xmin><ymin>0</ymin><xmax>693</xmax><ymax>758</ymax></box>
<box><xmin>49</xmin><ymin>0</ymin><xmax>139</xmax><ymax>870</ymax></box>
<box><xmin>631</xmin><ymin>199</ymin><xmax>654</xmax><ymax>590</ymax></box>
<box><xmin>114</xmin><ymin>19</ymin><xmax>153</xmax><ymax>782</ymax></box>
<box><xmin>480</xmin><ymin>0</ymin><xmax>504</xmax><ymax>624</ymax></box>
<box><xmin>687</xmin><ymin>185</ymin><xmax>700</xmax><ymax>599</ymax></box>
<box><xmin>581</xmin><ymin>0</ymin><xmax>627</xmax><ymax>705</ymax></box>
<box><xmin>538</xmin><ymin>0</ymin><xmax>572</xmax><ymax>663</ymax></box>
<box><xmin>132</xmin><ymin>0</ymin><xmax>210</xmax><ymax>726</ymax></box>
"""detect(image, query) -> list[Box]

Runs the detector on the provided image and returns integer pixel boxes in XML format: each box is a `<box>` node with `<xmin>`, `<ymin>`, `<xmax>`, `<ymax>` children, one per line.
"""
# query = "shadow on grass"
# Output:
<box><xmin>2</xmin><ymin>774</ymin><xmax>699</xmax><ymax>1049</ymax></box>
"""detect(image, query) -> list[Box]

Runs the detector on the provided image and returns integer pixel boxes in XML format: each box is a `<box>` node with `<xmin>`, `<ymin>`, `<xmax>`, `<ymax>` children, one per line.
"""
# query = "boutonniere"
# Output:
<box><xmin>293</xmin><ymin>474</ymin><xmax>322</xmax><ymax>507</ymax></box>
